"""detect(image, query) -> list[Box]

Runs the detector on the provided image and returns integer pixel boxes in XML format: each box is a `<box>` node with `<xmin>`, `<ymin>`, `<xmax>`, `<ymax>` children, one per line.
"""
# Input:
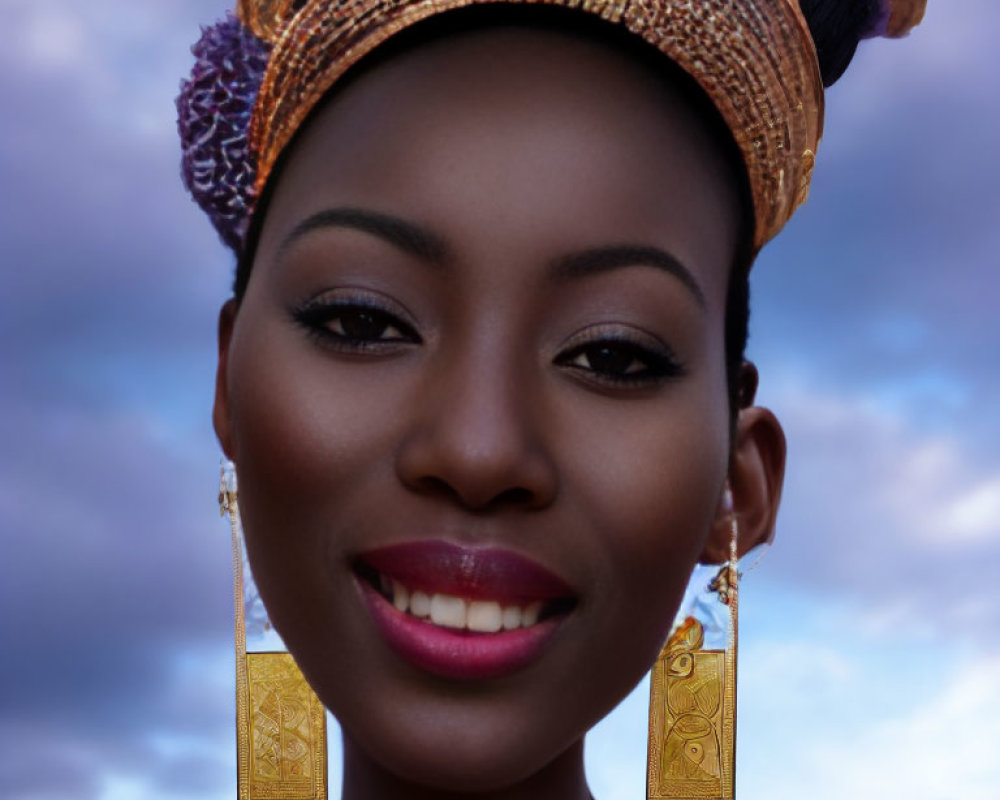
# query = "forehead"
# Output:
<box><xmin>256</xmin><ymin>23</ymin><xmax>744</xmax><ymax>305</ymax></box>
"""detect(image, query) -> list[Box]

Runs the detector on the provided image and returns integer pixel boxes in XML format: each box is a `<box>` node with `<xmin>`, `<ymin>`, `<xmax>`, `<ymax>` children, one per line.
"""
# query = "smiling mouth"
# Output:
<box><xmin>355</xmin><ymin>561</ymin><xmax>576</xmax><ymax>634</ymax></box>
<box><xmin>352</xmin><ymin>539</ymin><xmax>579</xmax><ymax>678</ymax></box>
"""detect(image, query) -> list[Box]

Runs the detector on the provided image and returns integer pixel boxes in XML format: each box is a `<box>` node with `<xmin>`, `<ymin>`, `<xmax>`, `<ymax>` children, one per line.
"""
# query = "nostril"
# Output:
<box><xmin>411</xmin><ymin>476</ymin><xmax>537</xmax><ymax>511</ymax></box>
<box><xmin>493</xmin><ymin>487</ymin><xmax>533</xmax><ymax>507</ymax></box>
<box><xmin>395</xmin><ymin>421</ymin><xmax>558</xmax><ymax>511</ymax></box>
<box><xmin>415</xmin><ymin>475</ymin><xmax>462</xmax><ymax>503</ymax></box>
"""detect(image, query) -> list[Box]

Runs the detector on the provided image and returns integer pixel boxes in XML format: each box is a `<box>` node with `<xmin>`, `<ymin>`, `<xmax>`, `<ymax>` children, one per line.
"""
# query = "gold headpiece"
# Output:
<box><xmin>237</xmin><ymin>0</ymin><xmax>302</xmax><ymax>42</ymax></box>
<box><xmin>207</xmin><ymin>1</ymin><xmax>927</xmax><ymax>252</ymax></box>
<box><xmin>240</xmin><ymin>0</ymin><xmax>827</xmax><ymax>250</ymax></box>
<box><xmin>886</xmin><ymin>0</ymin><xmax>927</xmax><ymax>38</ymax></box>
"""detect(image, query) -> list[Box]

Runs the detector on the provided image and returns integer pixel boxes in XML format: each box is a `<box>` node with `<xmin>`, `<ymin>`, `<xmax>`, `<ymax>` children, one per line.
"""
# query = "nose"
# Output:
<box><xmin>395</xmin><ymin>345</ymin><xmax>558</xmax><ymax>512</ymax></box>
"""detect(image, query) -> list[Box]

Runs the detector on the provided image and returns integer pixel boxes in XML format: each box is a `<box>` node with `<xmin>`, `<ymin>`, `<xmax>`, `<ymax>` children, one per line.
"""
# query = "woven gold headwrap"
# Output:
<box><xmin>235</xmin><ymin>0</ymin><xmax>921</xmax><ymax>250</ymax></box>
<box><xmin>886</xmin><ymin>0</ymin><xmax>927</xmax><ymax>38</ymax></box>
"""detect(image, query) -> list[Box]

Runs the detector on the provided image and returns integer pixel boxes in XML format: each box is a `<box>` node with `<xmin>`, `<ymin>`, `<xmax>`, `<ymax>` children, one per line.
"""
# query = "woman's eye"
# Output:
<box><xmin>329</xmin><ymin>307</ymin><xmax>405</xmax><ymax>341</ymax></box>
<box><xmin>291</xmin><ymin>299</ymin><xmax>420</xmax><ymax>350</ymax></box>
<box><xmin>568</xmin><ymin>344</ymin><xmax>643</xmax><ymax>375</ymax></box>
<box><xmin>558</xmin><ymin>339</ymin><xmax>683</xmax><ymax>385</ymax></box>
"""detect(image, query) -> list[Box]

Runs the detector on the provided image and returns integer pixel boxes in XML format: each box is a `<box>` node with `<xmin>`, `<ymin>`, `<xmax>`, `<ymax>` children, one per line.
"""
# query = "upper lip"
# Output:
<box><xmin>355</xmin><ymin>540</ymin><xmax>575</xmax><ymax>605</ymax></box>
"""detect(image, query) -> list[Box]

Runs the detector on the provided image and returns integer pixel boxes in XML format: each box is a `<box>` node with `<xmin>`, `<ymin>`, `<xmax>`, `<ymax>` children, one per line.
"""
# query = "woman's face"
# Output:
<box><xmin>215</xmin><ymin>25</ymin><xmax>744</xmax><ymax>793</ymax></box>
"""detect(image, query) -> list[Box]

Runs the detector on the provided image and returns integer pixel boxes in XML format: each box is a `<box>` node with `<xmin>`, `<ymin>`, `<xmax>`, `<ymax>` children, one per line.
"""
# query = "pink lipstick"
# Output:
<box><xmin>354</xmin><ymin>540</ymin><xmax>576</xmax><ymax>680</ymax></box>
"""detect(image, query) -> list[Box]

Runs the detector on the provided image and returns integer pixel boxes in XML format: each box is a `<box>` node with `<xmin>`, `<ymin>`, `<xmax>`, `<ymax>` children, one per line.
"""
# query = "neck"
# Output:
<box><xmin>341</xmin><ymin>733</ymin><xmax>592</xmax><ymax>800</ymax></box>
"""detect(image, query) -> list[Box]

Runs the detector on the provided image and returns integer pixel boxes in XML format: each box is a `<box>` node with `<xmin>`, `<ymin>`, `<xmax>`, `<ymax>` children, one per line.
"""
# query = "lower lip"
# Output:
<box><xmin>358</xmin><ymin>579</ymin><xmax>564</xmax><ymax>680</ymax></box>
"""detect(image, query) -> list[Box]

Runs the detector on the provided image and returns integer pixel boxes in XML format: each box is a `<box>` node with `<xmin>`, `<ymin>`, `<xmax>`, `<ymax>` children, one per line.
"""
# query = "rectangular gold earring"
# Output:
<box><xmin>221</xmin><ymin>462</ymin><xmax>329</xmax><ymax>800</ymax></box>
<box><xmin>647</xmin><ymin>518</ymin><xmax>739</xmax><ymax>799</ymax></box>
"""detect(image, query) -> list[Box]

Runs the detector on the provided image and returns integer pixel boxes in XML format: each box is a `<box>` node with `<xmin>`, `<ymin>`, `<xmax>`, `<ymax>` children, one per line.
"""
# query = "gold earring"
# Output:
<box><xmin>219</xmin><ymin>460</ymin><xmax>329</xmax><ymax>800</ymax></box>
<box><xmin>647</xmin><ymin>488</ymin><xmax>740</xmax><ymax>799</ymax></box>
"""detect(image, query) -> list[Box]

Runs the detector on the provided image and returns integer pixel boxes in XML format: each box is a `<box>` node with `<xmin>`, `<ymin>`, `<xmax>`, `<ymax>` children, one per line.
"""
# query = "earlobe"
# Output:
<box><xmin>700</xmin><ymin>404</ymin><xmax>787</xmax><ymax>564</ymax></box>
<box><xmin>213</xmin><ymin>298</ymin><xmax>239</xmax><ymax>459</ymax></box>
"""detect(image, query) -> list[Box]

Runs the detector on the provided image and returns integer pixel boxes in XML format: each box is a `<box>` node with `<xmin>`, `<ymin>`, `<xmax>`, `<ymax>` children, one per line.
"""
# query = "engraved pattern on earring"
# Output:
<box><xmin>219</xmin><ymin>460</ymin><xmax>329</xmax><ymax>800</ymax></box>
<box><xmin>647</xmin><ymin>488</ymin><xmax>740</xmax><ymax>800</ymax></box>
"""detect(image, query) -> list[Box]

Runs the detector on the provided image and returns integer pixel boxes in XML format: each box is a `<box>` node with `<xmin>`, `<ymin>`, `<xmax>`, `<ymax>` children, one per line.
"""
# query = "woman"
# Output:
<box><xmin>178</xmin><ymin>1</ymin><xmax>925</xmax><ymax>797</ymax></box>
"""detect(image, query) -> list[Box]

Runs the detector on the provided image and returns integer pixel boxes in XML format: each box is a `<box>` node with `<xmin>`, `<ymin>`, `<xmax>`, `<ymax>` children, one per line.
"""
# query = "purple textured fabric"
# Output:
<box><xmin>863</xmin><ymin>1</ymin><xmax>892</xmax><ymax>38</ymax></box>
<box><xmin>177</xmin><ymin>13</ymin><xmax>270</xmax><ymax>254</ymax></box>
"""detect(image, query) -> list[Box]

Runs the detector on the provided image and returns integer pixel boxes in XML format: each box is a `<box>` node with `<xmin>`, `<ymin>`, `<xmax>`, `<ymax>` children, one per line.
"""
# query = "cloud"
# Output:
<box><xmin>743</xmin><ymin>2</ymin><xmax>1000</xmax><ymax>468</ymax></box>
<box><xmin>0</xmin><ymin>4</ymin><xmax>242</xmax><ymax>795</ymax></box>
<box><xmin>0</xmin><ymin>392</ymin><xmax>232</xmax><ymax>690</ymax></box>
<box><xmin>754</xmin><ymin>377</ymin><xmax>1000</xmax><ymax>643</ymax></box>
<box><xmin>0</xmin><ymin>1</ymin><xmax>237</xmax><ymax>438</ymax></box>
<box><xmin>585</xmin><ymin>604</ymin><xmax>1000</xmax><ymax>800</ymax></box>
<box><xmin>0</xmin><ymin>1</ymin><xmax>228</xmax><ymax>137</ymax></box>
<box><xmin>831</xmin><ymin>0</ymin><xmax>1000</xmax><ymax>121</ymax></box>
<box><xmin>734</xmin><ymin>615</ymin><xmax>1000</xmax><ymax>799</ymax></box>
<box><xmin>938</xmin><ymin>475</ymin><xmax>1000</xmax><ymax>544</ymax></box>
<box><xmin>737</xmin><ymin>1</ymin><xmax>1000</xmax><ymax>638</ymax></box>
<box><xmin>0</xmin><ymin>365</ymin><xmax>233</xmax><ymax>799</ymax></box>
<box><xmin>0</xmin><ymin>646</ymin><xmax>235</xmax><ymax>800</ymax></box>
<box><xmin>766</xmin><ymin>653</ymin><xmax>1000</xmax><ymax>800</ymax></box>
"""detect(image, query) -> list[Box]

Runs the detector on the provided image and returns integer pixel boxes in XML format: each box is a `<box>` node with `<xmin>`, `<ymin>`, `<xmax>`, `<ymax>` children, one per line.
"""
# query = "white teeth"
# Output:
<box><xmin>381</xmin><ymin>572</ymin><xmax>553</xmax><ymax>631</ymax></box>
<box><xmin>392</xmin><ymin>580</ymin><xmax>409</xmax><ymax>613</ymax></box>
<box><xmin>410</xmin><ymin>590</ymin><xmax>431</xmax><ymax>619</ymax></box>
<box><xmin>501</xmin><ymin>605</ymin><xmax>522</xmax><ymax>631</ymax></box>
<box><xmin>430</xmin><ymin>594</ymin><xmax>467</xmax><ymax>629</ymax></box>
<box><xmin>522</xmin><ymin>602</ymin><xmax>542</xmax><ymax>627</ymax></box>
<box><xmin>467</xmin><ymin>601</ymin><xmax>503</xmax><ymax>633</ymax></box>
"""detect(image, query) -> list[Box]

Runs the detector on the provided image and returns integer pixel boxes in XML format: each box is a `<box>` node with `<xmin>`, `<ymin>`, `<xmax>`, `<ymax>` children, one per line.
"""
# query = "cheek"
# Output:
<box><xmin>223</xmin><ymin>307</ymin><xmax>409</xmax><ymax>624</ymax></box>
<box><xmin>558</xmin><ymin>380</ymin><xmax>730</xmax><ymax>660</ymax></box>
<box><xmin>227</xmin><ymin>292</ymin><xmax>419</xmax><ymax>496</ymax></box>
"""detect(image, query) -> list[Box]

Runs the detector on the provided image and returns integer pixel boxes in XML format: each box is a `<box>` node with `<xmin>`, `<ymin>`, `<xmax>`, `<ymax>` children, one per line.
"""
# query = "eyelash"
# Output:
<box><xmin>290</xmin><ymin>296</ymin><xmax>421</xmax><ymax>352</ymax></box>
<box><xmin>554</xmin><ymin>335</ymin><xmax>685</xmax><ymax>387</ymax></box>
<box><xmin>291</xmin><ymin>297</ymin><xmax>683</xmax><ymax>386</ymax></box>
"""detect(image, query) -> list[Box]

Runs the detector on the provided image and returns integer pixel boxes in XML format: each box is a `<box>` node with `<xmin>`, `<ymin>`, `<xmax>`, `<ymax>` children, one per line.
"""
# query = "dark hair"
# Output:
<box><xmin>234</xmin><ymin>1</ymin><xmax>880</xmax><ymax>412</ymax></box>
<box><xmin>801</xmin><ymin>0</ymin><xmax>883</xmax><ymax>87</ymax></box>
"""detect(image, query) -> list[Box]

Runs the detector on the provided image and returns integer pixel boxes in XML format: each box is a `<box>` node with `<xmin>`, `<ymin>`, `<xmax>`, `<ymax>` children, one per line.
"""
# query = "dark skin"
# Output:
<box><xmin>213</xmin><ymin>25</ymin><xmax>785</xmax><ymax>800</ymax></box>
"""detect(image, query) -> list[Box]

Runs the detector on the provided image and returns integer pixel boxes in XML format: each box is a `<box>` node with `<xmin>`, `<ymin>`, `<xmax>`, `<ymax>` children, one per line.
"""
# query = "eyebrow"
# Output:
<box><xmin>277</xmin><ymin>207</ymin><xmax>449</xmax><ymax>263</ymax></box>
<box><xmin>278</xmin><ymin>207</ymin><xmax>705</xmax><ymax>308</ymax></box>
<box><xmin>551</xmin><ymin>245</ymin><xmax>706</xmax><ymax>309</ymax></box>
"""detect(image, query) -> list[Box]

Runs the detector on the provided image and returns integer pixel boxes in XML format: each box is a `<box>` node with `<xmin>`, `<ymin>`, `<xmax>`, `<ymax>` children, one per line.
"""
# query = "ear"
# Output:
<box><xmin>700</xmin><ymin>367</ymin><xmax>786</xmax><ymax>564</ymax></box>
<box><xmin>212</xmin><ymin>298</ymin><xmax>239</xmax><ymax>459</ymax></box>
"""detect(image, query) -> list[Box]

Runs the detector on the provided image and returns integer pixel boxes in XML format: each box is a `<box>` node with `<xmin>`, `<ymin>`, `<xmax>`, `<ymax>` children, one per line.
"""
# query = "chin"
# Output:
<box><xmin>341</xmin><ymin>702</ymin><xmax>585</xmax><ymax>794</ymax></box>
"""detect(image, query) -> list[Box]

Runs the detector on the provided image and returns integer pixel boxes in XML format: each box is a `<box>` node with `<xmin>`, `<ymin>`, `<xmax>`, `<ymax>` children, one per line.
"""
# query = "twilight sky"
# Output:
<box><xmin>1</xmin><ymin>1</ymin><xmax>997</xmax><ymax>799</ymax></box>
